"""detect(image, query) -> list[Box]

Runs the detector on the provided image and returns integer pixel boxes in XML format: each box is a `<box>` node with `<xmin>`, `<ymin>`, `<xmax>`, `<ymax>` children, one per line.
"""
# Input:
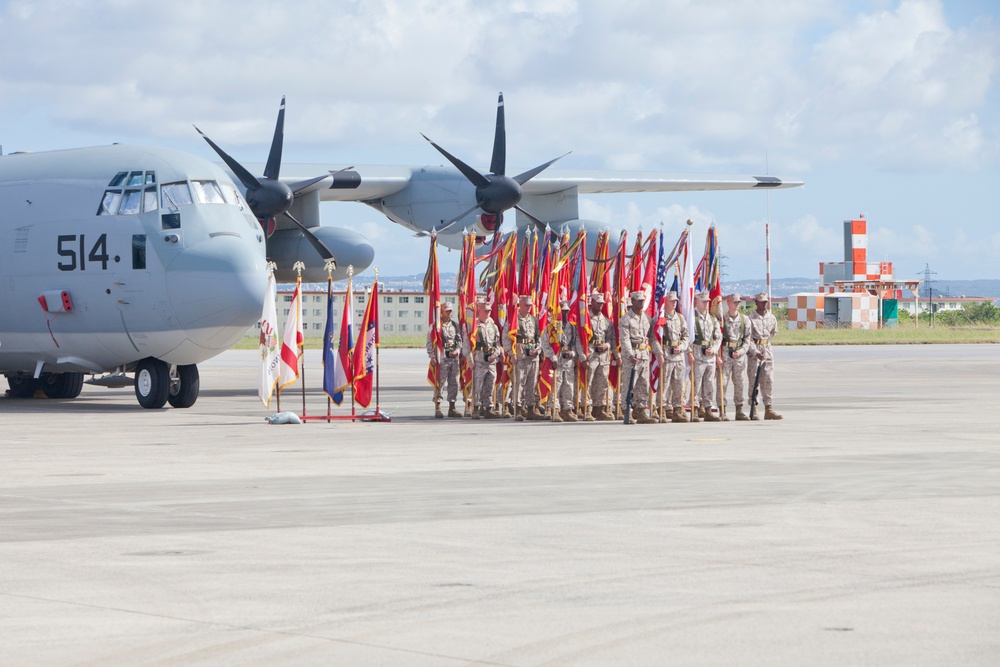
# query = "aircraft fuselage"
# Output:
<box><xmin>0</xmin><ymin>144</ymin><xmax>268</xmax><ymax>379</ymax></box>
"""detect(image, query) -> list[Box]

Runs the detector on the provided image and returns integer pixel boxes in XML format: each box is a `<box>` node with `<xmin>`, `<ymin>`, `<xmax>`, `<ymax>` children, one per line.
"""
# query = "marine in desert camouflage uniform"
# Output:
<box><xmin>472</xmin><ymin>297</ymin><xmax>503</xmax><ymax>419</ymax></box>
<box><xmin>659</xmin><ymin>291</ymin><xmax>691</xmax><ymax>423</ymax></box>
<box><xmin>584</xmin><ymin>293</ymin><xmax>616</xmax><ymax>421</ymax></box>
<box><xmin>618</xmin><ymin>291</ymin><xmax>663</xmax><ymax>424</ymax></box>
<box><xmin>719</xmin><ymin>293</ymin><xmax>752</xmax><ymax>421</ymax></box>
<box><xmin>691</xmin><ymin>291</ymin><xmax>722</xmax><ymax>422</ymax></box>
<box><xmin>502</xmin><ymin>295</ymin><xmax>544</xmax><ymax>421</ymax></box>
<box><xmin>542</xmin><ymin>301</ymin><xmax>584</xmax><ymax>422</ymax></box>
<box><xmin>747</xmin><ymin>292</ymin><xmax>783</xmax><ymax>420</ymax></box>
<box><xmin>426</xmin><ymin>301</ymin><xmax>463</xmax><ymax>418</ymax></box>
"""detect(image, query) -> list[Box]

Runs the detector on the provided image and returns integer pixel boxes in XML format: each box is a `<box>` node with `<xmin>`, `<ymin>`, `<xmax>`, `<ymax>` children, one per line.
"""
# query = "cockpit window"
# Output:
<box><xmin>109</xmin><ymin>172</ymin><xmax>128</xmax><ymax>187</ymax></box>
<box><xmin>98</xmin><ymin>190</ymin><xmax>122</xmax><ymax>215</ymax></box>
<box><xmin>119</xmin><ymin>189</ymin><xmax>142</xmax><ymax>215</ymax></box>
<box><xmin>126</xmin><ymin>171</ymin><xmax>145</xmax><ymax>187</ymax></box>
<box><xmin>143</xmin><ymin>186</ymin><xmax>158</xmax><ymax>212</ymax></box>
<box><xmin>161</xmin><ymin>181</ymin><xmax>193</xmax><ymax>209</ymax></box>
<box><xmin>191</xmin><ymin>180</ymin><xmax>225</xmax><ymax>204</ymax></box>
<box><xmin>145</xmin><ymin>172</ymin><xmax>156</xmax><ymax>185</ymax></box>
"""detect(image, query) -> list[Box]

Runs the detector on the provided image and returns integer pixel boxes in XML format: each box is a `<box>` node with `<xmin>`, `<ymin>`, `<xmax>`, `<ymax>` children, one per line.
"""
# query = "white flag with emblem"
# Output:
<box><xmin>258</xmin><ymin>271</ymin><xmax>279</xmax><ymax>407</ymax></box>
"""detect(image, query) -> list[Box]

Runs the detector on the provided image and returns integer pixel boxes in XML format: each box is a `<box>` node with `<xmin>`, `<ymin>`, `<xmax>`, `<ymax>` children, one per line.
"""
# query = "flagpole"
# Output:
<box><xmin>374</xmin><ymin>266</ymin><xmax>382</xmax><ymax>416</ymax></box>
<box><xmin>325</xmin><ymin>260</ymin><xmax>336</xmax><ymax>422</ymax></box>
<box><xmin>292</xmin><ymin>262</ymin><xmax>306</xmax><ymax>419</ymax></box>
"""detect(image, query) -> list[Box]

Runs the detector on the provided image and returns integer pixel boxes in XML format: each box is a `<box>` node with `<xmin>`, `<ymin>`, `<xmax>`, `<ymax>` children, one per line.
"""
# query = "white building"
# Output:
<box><xmin>250</xmin><ymin>289</ymin><xmax>460</xmax><ymax>339</ymax></box>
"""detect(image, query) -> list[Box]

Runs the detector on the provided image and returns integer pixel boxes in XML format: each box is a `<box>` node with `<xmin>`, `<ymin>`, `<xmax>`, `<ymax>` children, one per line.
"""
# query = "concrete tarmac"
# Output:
<box><xmin>1</xmin><ymin>345</ymin><xmax>998</xmax><ymax>666</ymax></box>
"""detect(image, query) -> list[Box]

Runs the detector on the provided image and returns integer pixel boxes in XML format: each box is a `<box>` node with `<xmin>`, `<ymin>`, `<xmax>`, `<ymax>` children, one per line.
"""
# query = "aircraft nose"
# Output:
<box><xmin>166</xmin><ymin>235</ymin><xmax>268</xmax><ymax>351</ymax></box>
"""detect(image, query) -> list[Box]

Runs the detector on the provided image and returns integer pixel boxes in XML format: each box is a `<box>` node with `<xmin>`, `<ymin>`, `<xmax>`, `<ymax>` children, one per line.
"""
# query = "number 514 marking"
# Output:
<box><xmin>57</xmin><ymin>234</ymin><xmax>109</xmax><ymax>271</ymax></box>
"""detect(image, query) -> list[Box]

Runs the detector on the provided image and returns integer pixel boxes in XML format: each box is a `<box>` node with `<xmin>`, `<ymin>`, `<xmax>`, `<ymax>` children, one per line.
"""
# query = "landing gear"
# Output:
<box><xmin>6</xmin><ymin>374</ymin><xmax>37</xmax><ymax>398</ymax></box>
<box><xmin>40</xmin><ymin>372</ymin><xmax>84</xmax><ymax>399</ymax></box>
<box><xmin>134</xmin><ymin>357</ymin><xmax>169</xmax><ymax>409</ymax></box>
<box><xmin>167</xmin><ymin>364</ymin><xmax>199</xmax><ymax>409</ymax></box>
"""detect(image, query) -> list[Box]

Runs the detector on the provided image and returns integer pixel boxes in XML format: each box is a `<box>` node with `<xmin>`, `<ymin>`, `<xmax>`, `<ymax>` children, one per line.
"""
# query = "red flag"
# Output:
<box><xmin>352</xmin><ymin>281</ymin><xmax>379</xmax><ymax>408</ymax></box>
<box><xmin>424</xmin><ymin>236</ymin><xmax>442</xmax><ymax>389</ymax></box>
<box><xmin>278</xmin><ymin>277</ymin><xmax>303</xmax><ymax>391</ymax></box>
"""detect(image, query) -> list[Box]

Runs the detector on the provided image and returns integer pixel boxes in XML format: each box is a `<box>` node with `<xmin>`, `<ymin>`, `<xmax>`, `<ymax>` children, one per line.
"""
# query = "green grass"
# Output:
<box><xmin>234</xmin><ymin>325</ymin><xmax>999</xmax><ymax>351</ymax></box>
<box><xmin>776</xmin><ymin>324</ymin><xmax>1000</xmax><ymax>345</ymax></box>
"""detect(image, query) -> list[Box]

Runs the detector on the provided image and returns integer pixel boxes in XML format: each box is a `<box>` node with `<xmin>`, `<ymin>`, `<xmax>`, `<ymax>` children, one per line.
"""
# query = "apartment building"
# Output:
<box><xmin>250</xmin><ymin>289</ymin><xmax>460</xmax><ymax>338</ymax></box>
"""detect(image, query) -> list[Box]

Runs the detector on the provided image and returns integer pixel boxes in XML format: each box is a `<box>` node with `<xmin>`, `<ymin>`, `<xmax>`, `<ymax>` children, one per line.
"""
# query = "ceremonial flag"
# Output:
<box><xmin>680</xmin><ymin>229</ymin><xmax>695</xmax><ymax>340</ymax></box>
<box><xmin>258</xmin><ymin>270</ymin><xmax>279</xmax><ymax>407</ymax></box>
<box><xmin>325</xmin><ymin>275</ymin><xmax>353</xmax><ymax>405</ymax></box>
<box><xmin>424</xmin><ymin>235</ymin><xmax>443</xmax><ymax>390</ymax></box>
<box><xmin>641</xmin><ymin>229</ymin><xmax>658</xmax><ymax>316</ymax></box>
<box><xmin>573</xmin><ymin>234</ymin><xmax>591</xmax><ymax>357</ymax></box>
<box><xmin>278</xmin><ymin>276</ymin><xmax>303</xmax><ymax>391</ymax></box>
<box><xmin>352</xmin><ymin>281</ymin><xmax>379</xmax><ymax>408</ymax></box>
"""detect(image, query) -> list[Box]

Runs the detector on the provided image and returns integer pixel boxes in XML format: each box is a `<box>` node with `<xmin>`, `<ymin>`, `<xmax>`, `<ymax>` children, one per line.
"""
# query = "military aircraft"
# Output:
<box><xmin>244</xmin><ymin>93</ymin><xmax>802</xmax><ymax>257</ymax></box>
<box><xmin>0</xmin><ymin>144</ymin><xmax>311</xmax><ymax>408</ymax></box>
<box><xmin>1</xmin><ymin>93</ymin><xmax>799</xmax><ymax>410</ymax></box>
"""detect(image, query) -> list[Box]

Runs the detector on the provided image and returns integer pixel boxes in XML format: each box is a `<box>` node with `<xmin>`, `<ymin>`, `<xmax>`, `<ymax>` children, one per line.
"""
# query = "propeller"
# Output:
<box><xmin>421</xmin><ymin>92</ymin><xmax>568</xmax><ymax>237</ymax></box>
<box><xmin>194</xmin><ymin>96</ymin><xmax>337</xmax><ymax>264</ymax></box>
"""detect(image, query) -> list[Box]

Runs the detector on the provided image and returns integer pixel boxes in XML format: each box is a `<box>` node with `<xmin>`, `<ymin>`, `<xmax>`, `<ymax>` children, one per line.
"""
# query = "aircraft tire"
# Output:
<box><xmin>167</xmin><ymin>364</ymin><xmax>199</xmax><ymax>409</ymax></box>
<box><xmin>6</xmin><ymin>374</ymin><xmax>37</xmax><ymax>398</ymax></box>
<box><xmin>134</xmin><ymin>358</ymin><xmax>169</xmax><ymax>409</ymax></box>
<box><xmin>41</xmin><ymin>372</ymin><xmax>85</xmax><ymax>399</ymax></box>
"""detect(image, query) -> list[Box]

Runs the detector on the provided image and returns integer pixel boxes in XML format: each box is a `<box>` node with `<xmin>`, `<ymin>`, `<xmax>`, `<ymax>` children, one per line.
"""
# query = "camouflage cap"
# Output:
<box><xmin>664</xmin><ymin>290</ymin><xmax>678</xmax><ymax>301</ymax></box>
<box><xmin>589</xmin><ymin>293</ymin><xmax>605</xmax><ymax>303</ymax></box>
<box><xmin>694</xmin><ymin>291</ymin><xmax>711</xmax><ymax>301</ymax></box>
<box><xmin>518</xmin><ymin>294</ymin><xmax>533</xmax><ymax>305</ymax></box>
<box><xmin>560</xmin><ymin>300</ymin><xmax>571</xmax><ymax>310</ymax></box>
<box><xmin>754</xmin><ymin>292</ymin><xmax>769</xmax><ymax>302</ymax></box>
<box><xmin>726</xmin><ymin>292</ymin><xmax>741</xmax><ymax>302</ymax></box>
<box><xmin>629</xmin><ymin>290</ymin><xmax>646</xmax><ymax>301</ymax></box>
<box><xmin>442</xmin><ymin>301</ymin><xmax>454</xmax><ymax>311</ymax></box>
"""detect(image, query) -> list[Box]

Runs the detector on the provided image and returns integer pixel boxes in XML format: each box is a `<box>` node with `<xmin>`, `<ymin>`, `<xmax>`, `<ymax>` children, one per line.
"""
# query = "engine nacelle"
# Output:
<box><xmin>268</xmin><ymin>226</ymin><xmax>375</xmax><ymax>283</ymax></box>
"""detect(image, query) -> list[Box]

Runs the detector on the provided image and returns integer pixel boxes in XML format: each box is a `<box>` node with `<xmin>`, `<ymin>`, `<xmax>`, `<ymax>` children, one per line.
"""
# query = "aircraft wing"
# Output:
<box><xmin>521</xmin><ymin>170</ymin><xmax>802</xmax><ymax>194</ymax></box>
<box><xmin>274</xmin><ymin>164</ymin><xmax>802</xmax><ymax>203</ymax></box>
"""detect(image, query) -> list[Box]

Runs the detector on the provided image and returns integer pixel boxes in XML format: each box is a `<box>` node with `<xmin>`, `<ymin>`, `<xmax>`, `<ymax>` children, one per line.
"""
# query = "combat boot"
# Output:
<box><xmin>525</xmin><ymin>405</ymin><xmax>542</xmax><ymax>421</ymax></box>
<box><xmin>752</xmin><ymin>404</ymin><xmax>762</xmax><ymax>421</ymax></box>
<box><xmin>485</xmin><ymin>406</ymin><xmax>502</xmax><ymax>419</ymax></box>
<box><xmin>562</xmin><ymin>409</ymin><xmax>578</xmax><ymax>422</ymax></box>
<box><xmin>434</xmin><ymin>401</ymin><xmax>444</xmax><ymax>419</ymax></box>
<box><xmin>553</xmin><ymin>409</ymin><xmax>564</xmax><ymax>423</ymax></box>
<box><xmin>448</xmin><ymin>401</ymin><xmax>462</xmax><ymax>418</ymax></box>
<box><xmin>472</xmin><ymin>406</ymin><xmax>482</xmax><ymax>420</ymax></box>
<box><xmin>584</xmin><ymin>407</ymin><xmax>596</xmax><ymax>422</ymax></box>
<box><xmin>734</xmin><ymin>405</ymin><xmax>749</xmax><ymax>421</ymax></box>
<box><xmin>689</xmin><ymin>406</ymin><xmax>701</xmax><ymax>422</ymax></box>
<box><xmin>671</xmin><ymin>407</ymin><xmax>689</xmax><ymax>423</ymax></box>
<box><xmin>703</xmin><ymin>407</ymin><xmax>721</xmax><ymax>422</ymax></box>
<box><xmin>637</xmin><ymin>408</ymin><xmax>658</xmax><ymax>424</ymax></box>
<box><xmin>764</xmin><ymin>405</ymin><xmax>783</xmax><ymax>420</ymax></box>
<box><xmin>595</xmin><ymin>406</ymin><xmax>612</xmax><ymax>421</ymax></box>
<box><xmin>515</xmin><ymin>406</ymin><xmax>525</xmax><ymax>422</ymax></box>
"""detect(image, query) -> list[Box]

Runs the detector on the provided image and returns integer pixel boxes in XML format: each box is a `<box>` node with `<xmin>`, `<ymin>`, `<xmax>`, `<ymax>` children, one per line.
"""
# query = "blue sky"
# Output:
<box><xmin>1</xmin><ymin>0</ymin><xmax>996</xmax><ymax>281</ymax></box>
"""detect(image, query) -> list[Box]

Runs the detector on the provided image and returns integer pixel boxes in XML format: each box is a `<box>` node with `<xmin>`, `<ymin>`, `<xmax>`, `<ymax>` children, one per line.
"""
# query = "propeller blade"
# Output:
<box><xmin>515</xmin><ymin>205</ymin><xmax>547</xmax><ymax>235</ymax></box>
<box><xmin>434</xmin><ymin>202</ymin><xmax>483</xmax><ymax>235</ymax></box>
<box><xmin>512</xmin><ymin>151</ymin><xmax>571</xmax><ymax>186</ymax></box>
<box><xmin>263</xmin><ymin>96</ymin><xmax>285</xmax><ymax>180</ymax></box>
<box><xmin>490</xmin><ymin>92</ymin><xmax>506</xmax><ymax>176</ymax></box>
<box><xmin>421</xmin><ymin>133</ymin><xmax>490</xmax><ymax>188</ymax></box>
<box><xmin>193</xmin><ymin>125</ymin><xmax>262</xmax><ymax>191</ymax></box>
<box><xmin>283</xmin><ymin>211</ymin><xmax>336</xmax><ymax>263</ymax></box>
<box><xmin>289</xmin><ymin>173</ymin><xmax>331</xmax><ymax>195</ymax></box>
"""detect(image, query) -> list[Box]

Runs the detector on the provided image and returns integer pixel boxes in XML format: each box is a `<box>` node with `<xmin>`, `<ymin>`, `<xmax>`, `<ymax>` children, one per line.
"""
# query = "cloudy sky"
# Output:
<box><xmin>1</xmin><ymin>0</ymin><xmax>997</xmax><ymax>282</ymax></box>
